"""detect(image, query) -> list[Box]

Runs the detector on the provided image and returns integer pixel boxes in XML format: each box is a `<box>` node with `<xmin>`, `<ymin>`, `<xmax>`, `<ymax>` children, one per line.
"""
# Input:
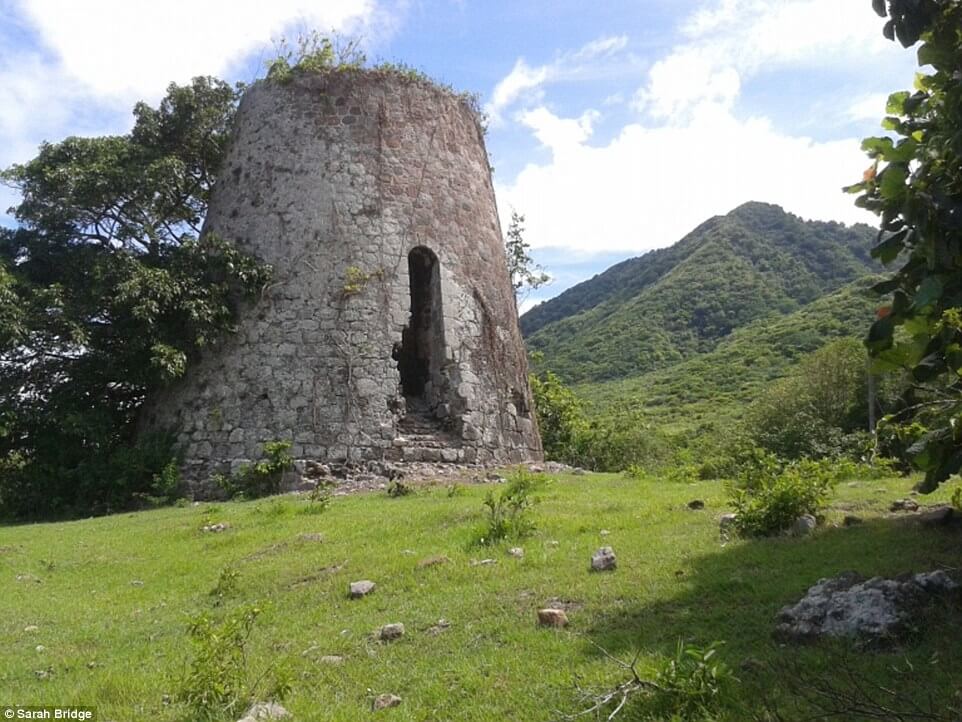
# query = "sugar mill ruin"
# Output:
<box><xmin>144</xmin><ymin>70</ymin><xmax>543</xmax><ymax>489</ymax></box>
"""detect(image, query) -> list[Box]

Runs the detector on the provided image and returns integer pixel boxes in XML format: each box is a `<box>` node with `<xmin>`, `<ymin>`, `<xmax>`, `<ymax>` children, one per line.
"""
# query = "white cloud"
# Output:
<box><xmin>0</xmin><ymin>0</ymin><xmax>384</xmax><ymax>222</ymax></box>
<box><xmin>17</xmin><ymin>0</ymin><xmax>377</xmax><ymax>101</ymax></box>
<box><xmin>636</xmin><ymin>0</ymin><xmax>897</xmax><ymax>120</ymax></box>
<box><xmin>485</xmin><ymin>34</ymin><xmax>629</xmax><ymax>125</ymax></box>
<box><xmin>496</xmin><ymin>102</ymin><xmax>874</xmax><ymax>254</ymax></box>
<box><xmin>847</xmin><ymin>93</ymin><xmax>891</xmax><ymax>123</ymax></box>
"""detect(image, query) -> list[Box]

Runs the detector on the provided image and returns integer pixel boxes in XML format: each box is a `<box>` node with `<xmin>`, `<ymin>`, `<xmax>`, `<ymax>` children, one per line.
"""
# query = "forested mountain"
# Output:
<box><xmin>575</xmin><ymin>277</ymin><xmax>880</xmax><ymax>428</ymax></box>
<box><xmin>522</xmin><ymin>202</ymin><xmax>878</xmax><ymax>384</ymax></box>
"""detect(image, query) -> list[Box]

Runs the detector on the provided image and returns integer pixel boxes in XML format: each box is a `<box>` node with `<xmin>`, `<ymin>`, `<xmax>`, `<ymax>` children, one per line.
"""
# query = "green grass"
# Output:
<box><xmin>1</xmin><ymin>473</ymin><xmax>960</xmax><ymax>720</ymax></box>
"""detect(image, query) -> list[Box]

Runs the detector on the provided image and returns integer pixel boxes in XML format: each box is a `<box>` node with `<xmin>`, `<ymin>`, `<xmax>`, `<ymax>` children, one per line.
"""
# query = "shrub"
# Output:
<box><xmin>727</xmin><ymin>460</ymin><xmax>839</xmax><ymax>537</ymax></box>
<box><xmin>217</xmin><ymin>441</ymin><xmax>293</xmax><ymax>499</ymax></box>
<box><xmin>179</xmin><ymin>604</ymin><xmax>291</xmax><ymax>720</ymax></box>
<box><xmin>477</xmin><ymin>469</ymin><xmax>543</xmax><ymax>545</ymax></box>
<box><xmin>648</xmin><ymin>640</ymin><xmax>736</xmax><ymax>719</ymax></box>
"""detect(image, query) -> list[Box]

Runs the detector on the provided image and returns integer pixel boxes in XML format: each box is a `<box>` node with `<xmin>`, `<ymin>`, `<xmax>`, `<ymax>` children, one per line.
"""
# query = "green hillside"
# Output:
<box><xmin>523</xmin><ymin>202</ymin><xmax>877</xmax><ymax>384</ymax></box>
<box><xmin>575</xmin><ymin>277</ymin><xmax>880</xmax><ymax>430</ymax></box>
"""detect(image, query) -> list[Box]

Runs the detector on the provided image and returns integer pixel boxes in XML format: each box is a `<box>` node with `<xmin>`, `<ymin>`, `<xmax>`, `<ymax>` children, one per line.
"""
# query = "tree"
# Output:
<box><xmin>0</xmin><ymin>77</ymin><xmax>270</xmax><ymax>517</ymax></box>
<box><xmin>846</xmin><ymin>0</ymin><xmax>962</xmax><ymax>491</ymax></box>
<box><xmin>504</xmin><ymin>210</ymin><xmax>549</xmax><ymax>302</ymax></box>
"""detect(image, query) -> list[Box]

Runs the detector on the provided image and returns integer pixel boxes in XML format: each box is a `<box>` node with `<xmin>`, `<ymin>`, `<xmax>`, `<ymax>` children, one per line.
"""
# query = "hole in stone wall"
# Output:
<box><xmin>397</xmin><ymin>247</ymin><xmax>441</xmax><ymax>402</ymax></box>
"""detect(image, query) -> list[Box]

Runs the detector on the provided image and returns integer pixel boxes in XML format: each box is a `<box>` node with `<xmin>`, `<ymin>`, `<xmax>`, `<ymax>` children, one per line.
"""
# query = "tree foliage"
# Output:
<box><xmin>0</xmin><ymin>77</ymin><xmax>270</xmax><ymax>518</ymax></box>
<box><xmin>504</xmin><ymin>211</ymin><xmax>549</xmax><ymax>302</ymax></box>
<box><xmin>846</xmin><ymin>0</ymin><xmax>962</xmax><ymax>491</ymax></box>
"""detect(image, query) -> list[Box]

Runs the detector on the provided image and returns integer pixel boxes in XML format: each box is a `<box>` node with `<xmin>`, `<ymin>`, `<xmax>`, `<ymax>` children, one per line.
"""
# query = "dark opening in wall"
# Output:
<box><xmin>397</xmin><ymin>246</ymin><xmax>442</xmax><ymax>399</ymax></box>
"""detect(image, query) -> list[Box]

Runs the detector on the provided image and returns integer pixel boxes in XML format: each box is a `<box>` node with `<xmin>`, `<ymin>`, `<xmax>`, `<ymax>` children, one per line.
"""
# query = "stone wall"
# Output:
<box><xmin>142</xmin><ymin>70</ymin><xmax>543</xmax><ymax>490</ymax></box>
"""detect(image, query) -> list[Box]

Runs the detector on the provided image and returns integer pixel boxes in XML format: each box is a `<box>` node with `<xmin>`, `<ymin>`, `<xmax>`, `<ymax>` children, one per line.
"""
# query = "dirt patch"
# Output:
<box><xmin>289</xmin><ymin>561</ymin><xmax>346</xmax><ymax>588</ymax></box>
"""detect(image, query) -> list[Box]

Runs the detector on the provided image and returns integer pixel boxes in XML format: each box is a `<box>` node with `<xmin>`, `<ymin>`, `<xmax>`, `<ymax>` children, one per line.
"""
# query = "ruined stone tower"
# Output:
<box><xmin>145</xmin><ymin>70</ymin><xmax>543</xmax><ymax>486</ymax></box>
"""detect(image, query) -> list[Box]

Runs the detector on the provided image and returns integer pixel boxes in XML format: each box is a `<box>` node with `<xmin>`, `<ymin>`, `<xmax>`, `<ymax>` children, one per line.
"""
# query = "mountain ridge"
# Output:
<box><xmin>522</xmin><ymin>202</ymin><xmax>878</xmax><ymax>384</ymax></box>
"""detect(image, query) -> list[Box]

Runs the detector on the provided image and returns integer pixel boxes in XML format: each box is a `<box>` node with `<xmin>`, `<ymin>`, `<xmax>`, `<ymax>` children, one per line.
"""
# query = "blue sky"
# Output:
<box><xmin>0</xmin><ymin>0</ymin><xmax>920</xmax><ymax>310</ymax></box>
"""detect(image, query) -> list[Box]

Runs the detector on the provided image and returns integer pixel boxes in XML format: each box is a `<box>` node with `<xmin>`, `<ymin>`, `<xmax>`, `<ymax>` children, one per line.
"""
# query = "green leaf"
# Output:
<box><xmin>866</xmin><ymin>315</ymin><xmax>896</xmax><ymax>353</ymax></box>
<box><xmin>871</xmin><ymin>228</ymin><xmax>908</xmax><ymax>264</ymax></box>
<box><xmin>913</xmin><ymin>276</ymin><xmax>943</xmax><ymax>309</ymax></box>
<box><xmin>879</xmin><ymin>165</ymin><xmax>908</xmax><ymax>201</ymax></box>
<box><xmin>886</xmin><ymin>91</ymin><xmax>910</xmax><ymax>115</ymax></box>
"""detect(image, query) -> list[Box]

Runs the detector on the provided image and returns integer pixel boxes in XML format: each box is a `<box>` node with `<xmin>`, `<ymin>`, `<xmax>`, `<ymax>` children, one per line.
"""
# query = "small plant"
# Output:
<box><xmin>387</xmin><ymin>479</ymin><xmax>413</xmax><ymax>498</ymax></box>
<box><xmin>727</xmin><ymin>459</ymin><xmax>839</xmax><ymax>537</ymax></box>
<box><xmin>302</xmin><ymin>477</ymin><xmax>336</xmax><ymax>514</ymax></box>
<box><xmin>217</xmin><ymin>441</ymin><xmax>294</xmax><ymax>500</ymax></box>
<box><xmin>570</xmin><ymin>639</ymin><xmax>736</xmax><ymax>720</ymax></box>
<box><xmin>446</xmin><ymin>482</ymin><xmax>464</xmax><ymax>497</ymax></box>
<box><xmin>266</xmin><ymin>32</ymin><xmax>365</xmax><ymax>83</ymax></box>
<box><xmin>477</xmin><ymin>469</ymin><xmax>542</xmax><ymax>545</ymax></box>
<box><xmin>648</xmin><ymin>640</ymin><xmax>736</xmax><ymax>718</ymax></box>
<box><xmin>179</xmin><ymin>604</ymin><xmax>292</xmax><ymax>720</ymax></box>
<box><xmin>209</xmin><ymin>566</ymin><xmax>240</xmax><ymax>605</ymax></box>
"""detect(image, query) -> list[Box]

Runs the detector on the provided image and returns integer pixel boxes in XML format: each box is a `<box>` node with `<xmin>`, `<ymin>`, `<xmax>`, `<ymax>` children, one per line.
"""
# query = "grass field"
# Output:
<box><xmin>1</xmin><ymin>472</ymin><xmax>960</xmax><ymax>721</ymax></box>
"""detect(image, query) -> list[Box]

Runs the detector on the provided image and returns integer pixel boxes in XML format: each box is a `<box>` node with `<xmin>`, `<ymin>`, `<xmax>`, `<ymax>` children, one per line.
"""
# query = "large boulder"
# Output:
<box><xmin>775</xmin><ymin>570</ymin><xmax>959</xmax><ymax>645</ymax></box>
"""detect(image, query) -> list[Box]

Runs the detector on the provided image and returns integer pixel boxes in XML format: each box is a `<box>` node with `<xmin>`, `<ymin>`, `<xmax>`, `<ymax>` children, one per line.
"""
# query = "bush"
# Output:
<box><xmin>179</xmin><ymin>603</ymin><xmax>291</xmax><ymax>720</ymax></box>
<box><xmin>217</xmin><ymin>441</ymin><xmax>293</xmax><ymax>499</ymax></box>
<box><xmin>727</xmin><ymin>459</ymin><xmax>839</xmax><ymax>537</ymax></box>
<box><xmin>648</xmin><ymin>640</ymin><xmax>736</xmax><ymax>719</ymax></box>
<box><xmin>477</xmin><ymin>469</ymin><xmax>542</xmax><ymax>545</ymax></box>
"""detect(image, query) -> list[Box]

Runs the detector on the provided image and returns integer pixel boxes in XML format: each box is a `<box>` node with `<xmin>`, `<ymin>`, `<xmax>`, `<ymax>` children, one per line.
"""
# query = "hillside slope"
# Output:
<box><xmin>575</xmin><ymin>277</ymin><xmax>880</xmax><ymax>429</ymax></box>
<box><xmin>523</xmin><ymin>202</ymin><xmax>877</xmax><ymax>383</ymax></box>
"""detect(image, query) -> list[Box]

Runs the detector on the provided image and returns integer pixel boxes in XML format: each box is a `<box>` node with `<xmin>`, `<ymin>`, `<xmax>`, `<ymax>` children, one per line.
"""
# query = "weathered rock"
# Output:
<box><xmin>373</xmin><ymin>694</ymin><xmax>402</xmax><ymax>711</ymax></box>
<box><xmin>919</xmin><ymin>506</ymin><xmax>954</xmax><ymax>526</ymax></box>
<box><xmin>378</xmin><ymin>623</ymin><xmax>405</xmax><ymax>641</ymax></box>
<box><xmin>528</xmin><ymin>464</ymin><xmax>545</xmax><ymax>473</ymax></box>
<box><xmin>890</xmin><ymin>499</ymin><xmax>919</xmax><ymax>512</ymax></box>
<box><xmin>719</xmin><ymin>513</ymin><xmax>738</xmax><ymax>531</ymax></box>
<box><xmin>318</xmin><ymin>655</ymin><xmax>344</xmax><ymax>665</ymax></box>
<box><xmin>790</xmin><ymin>514</ymin><xmax>817</xmax><ymax>537</ymax></box>
<box><xmin>537</xmin><ymin>608</ymin><xmax>569</xmax><ymax>627</ymax></box>
<box><xmin>687</xmin><ymin>499</ymin><xmax>705</xmax><ymax>510</ymax></box>
<box><xmin>470</xmin><ymin>558</ymin><xmax>497</xmax><ymax>566</ymax></box>
<box><xmin>23</xmin><ymin>625</ymin><xmax>39</xmax><ymax>633</ymax></box>
<box><xmin>599</xmin><ymin>529</ymin><xmax>610</xmax><ymax>536</ymax></box>
<box><xmin>237</xmin><ymin>702</ymin><xmax>291</xmax><ymax>722</ymax></box>
<box><xmin>202</xmin><ymin>522</ymin><xmax>231</xmax><ymax>533</ymax></box>
<box><xmin>349</xmin><ymin>580</ymin><xmax>376</xmax><ymax>598</ymax></box>
<box><xmin>507</xmin><ymin>547</ymin><xmax>524</xmax><ymax>559</ymax></box>
<box><xmin>775</xmin><ymin>570</ymin><xmax>959</xmax><ymax>644</ymax></box>
<box><xmin>426</xmin><ymin>618</ymin><xmax>451</xmax><ymax>635</ymax></box>
<box><xmin>843</xmin><ymin>514</ymin><xmax>863</xmax><ymax>527</ymax></box>
<box><xmin>590</xmin><ymin>546</ymin><xmax>617</xmax><ymax>572</ymax></box>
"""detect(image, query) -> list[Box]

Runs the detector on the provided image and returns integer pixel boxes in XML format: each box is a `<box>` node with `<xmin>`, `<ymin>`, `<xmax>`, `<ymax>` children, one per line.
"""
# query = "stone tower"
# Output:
<box><xmin>144</xmin><ymin>70</ymin><xmax>543</xmax><ymax>487</ymax></box>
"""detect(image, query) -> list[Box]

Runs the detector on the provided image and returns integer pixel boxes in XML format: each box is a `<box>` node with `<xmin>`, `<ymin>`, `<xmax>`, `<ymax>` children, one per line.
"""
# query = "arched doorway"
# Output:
<box><xmin>397</xmin><ymin>247</ymin><xmax>443</xmax><ymax>406</ymax></box>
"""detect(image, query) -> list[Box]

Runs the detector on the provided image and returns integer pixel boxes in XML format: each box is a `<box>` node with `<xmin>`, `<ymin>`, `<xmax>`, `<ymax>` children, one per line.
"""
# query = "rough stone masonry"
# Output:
<box><xmin>143</xmin><ymin>69</ymin><xmax>543</xmax><ymax>492</ymax></box>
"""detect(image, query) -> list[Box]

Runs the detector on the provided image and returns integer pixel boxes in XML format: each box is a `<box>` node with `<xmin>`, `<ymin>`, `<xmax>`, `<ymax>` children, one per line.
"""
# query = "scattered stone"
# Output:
<box><xmin>890</xmin><ymin>499</ymin><xmax>919</xmax><ymax>512</ymax></box>
<box><xmin>528</xmin><ymin>464</ymin><xmax>545</xmax><ymax>473</ymax></box>
<box><xmin>130</xmin><ymin>580</ymin><xmax>145</xmax><ymax>586</ymax></box>
<box><xmin>86</xmin><ymin>661</ymin><xmax>97</xmax><ymax>669</ymax></box>
<box><xmin>775</xmin><ymin>570</ymin><xmax>959</xmax><ymax>644</ymax></box>
<box><xmin>417</xmin><ymin>554</ymin><xmax>450</xmax><ymax>569</ymax></box>
<box><xmin>202</xmin><ymin>522</ymin><xmax>231</xmax><ymax>533</ymax></box>
<box><xmin>507</xmin><ymin>547</ymin><xmax>524</xmax><ymax>559</ymax></box>
<box><xmin>546</xmin><ymin>540</ymin><xmax>560</xmax><ymax>548</ymax></box>
<box><xmin>34</xmin><ymin>668</ymin><xmax>51</xmax><ymax>680</ymax></box>
<box><xmin>378</xmin><ymin>623</ymin><xmax>405</xmax><ymax>641</ymax></box>
<box><xmin>790</xmin><ymin>514</ymin><xmax>817</xmax><ymax>537</ymax></box>
<box><xmin>919</xmin><ymin>506</ymin><xmax>954</xmax><ymax>527</ymax></box>
<box><xmin>470</xmin><ymin>558</ymin><xmax>498</xmax><ymax>566</ymax></box>
<box><xmin>349</xmin><ymin>580</ymin><xmax>376</xmax><ymax>599</ymax></box>
<box><xmin>599</xmin><ymin>529</ymin><xmax>610</xmax><ymax>536</ymax></box>
<box><xmin>237</xmin><ymin>701</ymin><xmax>291</xmax><ymax>721</ymax></box>
<box><xmin>373</xmin><ymin>694</ymin><xmax>402</xmax><ymax>711</ymax></box>
<box><xmin>400</xmin><ymin>549</ymin><xmax>416</xmax><ymax>556</ymax></box>
<box><xmin>426</xmin><ymin>618</ymin><xmax>451</xmax><ymax>635</ymax></box>
<box><xmin>545</xmin><ymin>597</ymin><xmax>583</xmax><ymax>612</ymax></box>
<box><xmin>318</xmin><ymin>655</ymin><xmax>344</xmax><ymax>665</ymax></box>
<box><xmin>719</xmin><ymin>513</ymin><xmax>738</xmax><ymax>531</ymax></box>
<box><xmin>297</xmin><ymin>532</ymin><xmax>324</xmax><ymax>542</ymax></box>
<box><xmin>572</xmin><ymin>467</ymin><xmax>587</xmax><ymax>476</ymax></box>
<box><xmin>35</xmin><ymin>645</ymin><xmax>45</xmax><ymax>653</ymax></box>
<box><xmin>687</xmin><ymin>499</ymin><xmax>705</xmax><ymax>510</ymax></box>
<box><xmin>16</xmin><ymin>574</ymin><xmax>42</xmax><ymax>584</ymax></box>
<box><xmin>590</xmin><ymin>546</ymin><xmax>617</xmax><ymax>572</ymax></box>
<box><xmin>23</xmin><ymin>625</ymin><xmax>39</xmax><ymax>633</ymax></box>
<box><xmin>843</xmin><ymin>515</ymin><xmax>863</xmax><ymax>527</ymax></box>
<box><xmin>537</xmin><ymin>608</ymin><xmax>569</xmax><ymax>627</ymax></box>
